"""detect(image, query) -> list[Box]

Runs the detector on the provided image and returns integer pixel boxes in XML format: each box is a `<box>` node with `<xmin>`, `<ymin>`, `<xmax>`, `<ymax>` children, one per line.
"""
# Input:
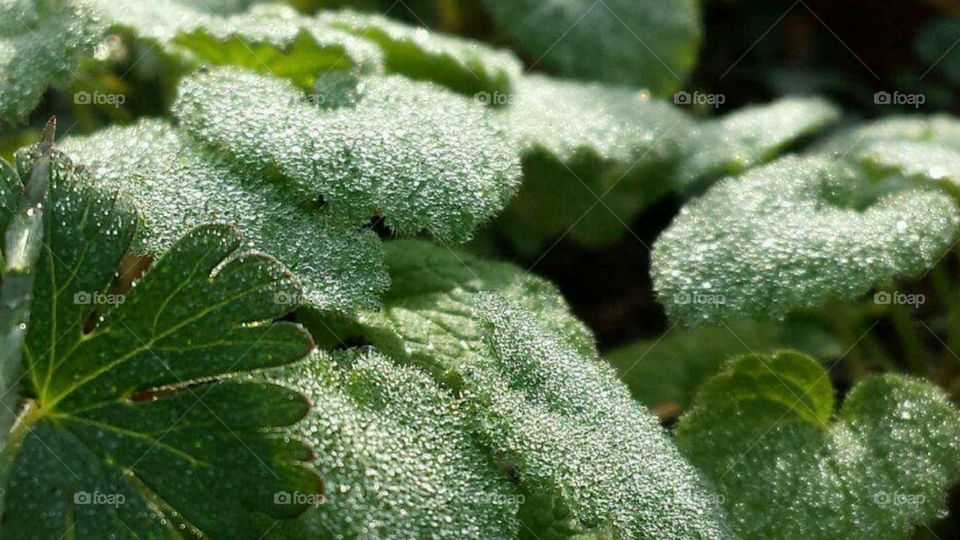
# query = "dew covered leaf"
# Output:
<box><xmin>480</xmin><ymin>0</ymin><xmax>701</xmax><ymax>94</ymax></box>
<box><xmin>320</xmin><ymin>9</ymin><xmax>522</xmax><ymax>97</ymax></box>
<box><xmin>497</xmin><ymin>75</ymin><xmax>694</xmax><ymax>251</ymax></box>
<box><xmin>676</xmin><ymin>350</ymin><xmax>960</xmax><ymax>539</ymax></box>
<box><xmin>812</xmin><ymin>115</ymin><xmax>960</xmax><ymax>195</ymax></box>
<box><xmin>675</xmin><ymin>96</ymin><xmax>841</xmax><ymax>191</ymax></box>
<box><xmin>606</xmin><ymin>318</ymin><xmax>842</xmax><ymax>414</ymax></box>
<box><xmin>461</xmin><ymin>294</ymin><xmax>734</xmax><ymax>539</ymax></box>
<box><xmin>59</xmin><ymin>118</ymin><xmax>388</xmax><ymax>313</ymax></box>
<box><xmin>174</xmin><ymin>67</ymin><xmax>519</xmax><ymax>241</ymax></box>
<box><xmin>83</xmin><ymin>1</ymin><xmax>382</xmax><ymax>87</ymax></box>
<box><xmin>260</xmin><ymin>349</ymin><xmax>520</xmax><ymax>539</ymax></box>
<box><xmin>0</xmin><ymin>147</ymin><xmax>318</xmax><ymax>538</ymax></box>
<box><xmin>651</xmin><ymin>155</ymin><xmax>959</xmax><ymax>326</ymax></box>
<box><xmin>0</xmin><ymin>0</ymin><xmax>102</xmax><ymax>123</ymax></box>
<box><xmin>347</xmin><ymin>239</ymin><xmax>595</xmax><ymax>381</ymax></box>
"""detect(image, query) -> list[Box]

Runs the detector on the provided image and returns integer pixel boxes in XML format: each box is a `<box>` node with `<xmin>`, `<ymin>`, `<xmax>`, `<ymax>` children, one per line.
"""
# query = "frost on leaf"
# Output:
<box><xmin>174</xmin><ymin>67</ymin><xmax>520</xmax><ymax>241</ymax></box>
<box><xmin>320</xmin><ymin>9</ymin><xmax>522</xmax><ymax>97</ymax></box>
<box><xmin>497</xmin><ymin>75</ymin><xmax>693</xmax><ymax>251</ymax></box>
<box><xmin>813</xmin><ymin>115</ymin><xmax>960</xmax><ymax>195</ymax></box>
<box><xmin>262</xmin><ymin>350</ymin><xmax>520</xmax><ymax>540</ymax></box>
<box><xmin>59</xmin><ymin>119</ymin><xmax>388</xmax><ymax>314</ymax></box>
<box><xmin>0</xmin><ymin>147</ymin><xmax>318</xmax><ymax>538</ymax></box>
<box><xmin>652</xmin><ymin>155</ymin><xmax>959</xmax><ymax>326</ymax></box>
<box><xmin>83</xmin><ymin>1</ymin><xmax>382</xmax><ymax>87</ymax></box>
<box><xmin>675</xmin><ymin>96</ymin><xmax>841</xmax><ymax>191</ymax></box>
<box><xmin>606</xmin><ymin>318</ymin><xmax>840</xmax><ymax>413</ymax></box>
<box><xmin>480</xmin><ymin>0</ymin><xmax>700</xmax><ymax>94</ymax></box>
<box><xmin>0</xmin><ymin>0</ymin><xmax>102</xmax><ymax>123</ymax></box>
<box><xmin>676</xmin><ymin>351</ymin><xmax>960</xmax><ymax>539</ymax></box>
<box><xmin>461</xmin><ymin>294</ymin><xmax>734</xmax><ymax>539</ymax></box>
<box><xmin>351</xmin><ymin>240</ymin><xmax>595</xmax><ymax>381</ymax></box>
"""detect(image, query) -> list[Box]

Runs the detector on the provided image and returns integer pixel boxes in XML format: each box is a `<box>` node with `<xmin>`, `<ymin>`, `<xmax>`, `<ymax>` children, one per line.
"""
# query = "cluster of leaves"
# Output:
<box><xmin>3</xmin><ymin>1</ymin><xmax>960</xmax><ymax>539</ymax></box>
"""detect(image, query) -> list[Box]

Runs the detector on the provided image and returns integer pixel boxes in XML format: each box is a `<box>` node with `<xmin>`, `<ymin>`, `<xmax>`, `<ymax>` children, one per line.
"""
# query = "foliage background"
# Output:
<box><xmin>6</xmin><ymin>0</ymin><xmax>960</xmax><ymax>537</ymax></box>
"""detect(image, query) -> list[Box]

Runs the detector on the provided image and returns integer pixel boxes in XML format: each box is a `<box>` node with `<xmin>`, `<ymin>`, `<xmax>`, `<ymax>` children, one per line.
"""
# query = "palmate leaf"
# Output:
<box><xmin>0</xmin><ymin>147</ymin><xmax>318</xmax><ymax>538</ymax></box>
<box><xmin>349</xmin><ymin>239</ymin><xmax>595</xmax><ymax>381</ymax></box>
<box><xmin>675</xmin><ymin>96</ymin><xmax>841</xmax><ymax>191</ymax></box>
<box><xmin>676</xmin><ymin>351</ymin><xmax>960</xmax><ymax>539</ymax></box>
<box><xmin>0</xmin><ymin>0</ymin><xmax>102</xmax><ymax>123</ymax></box>
<box><xmin>497</xmin><ymin>75</ymin><xmax>694</xmax><ymax>251</ymax></box>
<box><xmin>461</xmin><ymin>294</ymin><xmax>734</xmax><ymax>539</ymax></box>
<box><xmin>652</xmin><ymin>155</ymin><xmax>959</xmax><ymax>325</ymax></box>
<box><xmin>261</xmin><ymin>349</ymin><xmax>521</xmax><ymax>539</ymax></box>
<box><xmin>480</xmin><ymin>0</ymin><xmax>701</xmax><ymax>95</ymax></box>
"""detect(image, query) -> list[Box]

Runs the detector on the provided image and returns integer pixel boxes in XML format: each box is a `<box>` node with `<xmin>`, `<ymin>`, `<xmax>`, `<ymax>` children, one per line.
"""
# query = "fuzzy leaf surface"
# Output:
<box><xmin>0</xmin><ymin>0</ymin><xmax>102</xmax><ymax>123</ymax></box>
<box><xmin>652</xmin><ymin>156</ymin><xmax>959</xmax><ymax>325</ymax></box>
<box><xmin>677</xmin><ymin>351</ymin><xmax>960</xmax><ymax>539</ymax></box>
<box><xmin>262</xmin><ymin>350</ymin><xmax>520</xmax><ymax>539</ymax></box>
<box><xmin>461</xmin><ymin>294</ymin><xmax>734</xmax><ymax>539</ymax></box>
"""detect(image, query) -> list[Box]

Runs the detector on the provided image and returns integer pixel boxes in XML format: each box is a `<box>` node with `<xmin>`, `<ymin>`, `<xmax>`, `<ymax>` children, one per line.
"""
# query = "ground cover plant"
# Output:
<box><xmin>3</xmin><ymin>0</ymin><xmax>960</xmax><ymax>538</ymax></box>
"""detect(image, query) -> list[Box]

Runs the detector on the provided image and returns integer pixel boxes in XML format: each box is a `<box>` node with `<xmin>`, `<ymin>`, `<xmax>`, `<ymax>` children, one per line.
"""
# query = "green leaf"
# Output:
<box><xmin>497</xmin><ymin>74</ymin><xmax>693</xmax><ymax>251</ymax></box>
<box><xmin>461</xmin><ymin>294</ymin><xmax>734</xmax><ymax>539</ymax></box>
<box><xmin>173</xmin><ymin>67</ymin><xmax>520</xmax><ymax>241</ymax></box>
<box><xmin>651</xmin><ymin>155</ymin><xmax>959</xmax><ymax>325</ymax></box>
<box><xmin>0</xmin><ymin>147</ymin><xmax>318</xmax><ymax>538</ymax></box>
<box><xmin>262</xmin><ymin>349</ymin><xmax>521</xmax><ymax>539</ymax></box>
<box><xmin>676</xmin><ymin>351</ymin><xmax>960</xmax><ymax>539</ymax></box>
<box><xmin>606</xmin><ymin>318</ymin><xmax>842</xmax><ymax>413</ymax></box>
<box><xmin>320</xmin><ymin>9</ymin><xmax>522</xmax><ymax>97</ymax></box>
<box><xmin>59</xmin><ymin>118</ymin><xmax>388</xmax><ymax>314</ymax></box>
<box><xmin>84</xmin><ymin>1</ymin><xmax>382</xmax><ymax>87</ymax></box>
<box><xmin>813</xmin><ymin>115</ymin><xmax>960</xmax><ymax>195</ymax></box>
<box><xmin>480</xmin><ymin>0</ymin><xmax>701</xmax><ymax>94</ymax></box>
<box><xmin>675</xmin><ymin>96</ymin><xmax>841</xmax><ymax>191</ymax></box>
<box><xmin>351</xmin><ymin>239</ymin><xmax>595</xmax><ymax>381</ymax></box>
<box><xmin>0</xmin><ymin>136</ymin><xmax>49</xmax><ymax>498</ymax></box>
<box><xmin>0</xmin><ymin>0</ymin><xmax>102</xmax><ymax>123</ymax></box>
